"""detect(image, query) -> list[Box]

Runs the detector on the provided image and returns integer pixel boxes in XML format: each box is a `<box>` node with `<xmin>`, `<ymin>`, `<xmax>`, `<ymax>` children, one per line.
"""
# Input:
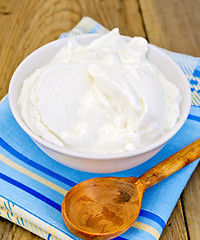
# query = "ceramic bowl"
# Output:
<box><xmin>9</xmin><ymin>34</ymin><xmax>191</xmax><ymax>173</ymax></box>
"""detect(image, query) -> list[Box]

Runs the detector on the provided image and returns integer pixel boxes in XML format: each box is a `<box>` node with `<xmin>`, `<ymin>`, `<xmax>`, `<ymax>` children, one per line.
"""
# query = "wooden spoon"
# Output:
<box><xmin>62</xmin><ymin>138</ymin><xmax>200</xmax><ymax>240</ymax></box>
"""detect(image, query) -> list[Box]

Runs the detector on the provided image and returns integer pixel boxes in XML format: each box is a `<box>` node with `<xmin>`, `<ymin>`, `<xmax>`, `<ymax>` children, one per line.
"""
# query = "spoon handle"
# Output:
<box><xmin>139</xmin><ymin>138</ymin><xmax>200</xmax><ymax>189</ymax></box>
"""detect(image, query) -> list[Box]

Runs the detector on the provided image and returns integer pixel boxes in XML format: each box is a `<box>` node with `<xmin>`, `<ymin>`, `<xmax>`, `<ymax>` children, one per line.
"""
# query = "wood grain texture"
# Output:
<box><xmin>61</xmin><ymin>138</ymin><xmax>200</xmax><ymax>240</ymax></box>
<box><xmin>139</xmin><ymin>0</ymin><xmax>200</xmax><ymax>56</ymax></box>
<box><xmin>0</xmin><ymin>0</ymin><xmax>199</xmax><ymax>239</ymax></box>
<box><xmin>62</xmin><ymin>177</ymin><xmax>144</xmax><ymax>239</ymax></box>
<box><xmin>160</xmin><ymin>199</ymin><xmax>188</xmax><ymax>240</ymax></box>
<box><xmin>0</xmin><ymin>0</ymin><xmax>145</xmax><ymax>99</ymax></box>
<box><xmin>182</xmin><ymin>164</ymin><xmax>200</xmax><ymax>240</ymax></box>
<box><xmin>139</xmin><ymin>139</ymin><xmax>200</xmax><ymax>189</ymax></box>
<box><xmin>0</xmin><ymin>217</ymin><xmax>41</xmax><ymax>240</ymax></box>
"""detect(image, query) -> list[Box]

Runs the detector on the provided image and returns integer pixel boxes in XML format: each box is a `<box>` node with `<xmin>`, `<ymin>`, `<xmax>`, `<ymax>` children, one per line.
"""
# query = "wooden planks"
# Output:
<box><xmin>0</xmin><ymin>0</ymin><xmax>145</xmax><ymax>99</ymax></box>
<box><xmin>139</xmin><ymin>1</ymin><xmax>200</xmax><ymax>239</ymax></box>
<box><xmin>161</xmin><ymin>199</ymin><xmax>188</xmax><ymax>240</ymax></box>
<box><xmin>139</xmin><ymin>0</ymin><xmax>200</xmax><ymax>56</ymax></box>
<box><xmin>0</xmin><ymin>217</ymin><xmax>41</xmax><ymax>240</ymax></box>
<box><xmin>182</xmin><ymin>164</ymin><xmax>200</xmax><ymax>240</ymax></box>
<box><xmin>0</xmin><ymin>0</ymin><xmax>199</xmax><ymax>239</ymax></box>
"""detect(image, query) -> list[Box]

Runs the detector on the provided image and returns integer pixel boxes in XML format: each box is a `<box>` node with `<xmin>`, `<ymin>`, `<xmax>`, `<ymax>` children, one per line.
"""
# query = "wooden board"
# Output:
<box><xmin>139</xmin><ymin>0</ymin><xmax>200</xmax><ymax>56</ymax></box>
<box><xmin>0</xmin><ymin>0</ymin><xmax>199</xmax><ymax>239</ymax></box>
<box><xmin>0</xmin><ymin>0</ymin><xmax>145</xmax><ymax>99</ymax></box>
<box><xmin>182</xmin><ymin>164</ymin><xmax>200</xmax><ymax>240</ymax></box>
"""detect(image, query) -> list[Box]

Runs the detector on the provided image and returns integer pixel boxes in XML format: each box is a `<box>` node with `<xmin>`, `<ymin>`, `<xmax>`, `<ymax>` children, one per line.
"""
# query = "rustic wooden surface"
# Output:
<box><xmin>0</xmin><ymin>0</ymin><xmax>199</xmax><ymax>239</ymax></box>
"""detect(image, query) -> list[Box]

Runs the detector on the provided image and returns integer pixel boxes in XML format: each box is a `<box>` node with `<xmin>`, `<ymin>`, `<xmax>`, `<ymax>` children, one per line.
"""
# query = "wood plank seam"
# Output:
<box><xmin>137</xmin><ymin>0</ymin><xmax>148</xmax><ymax>41</ymax></box>
<box><xmin>180</xmin><ymin>196</ymin><xmax>191</xmax><ymax>240</ymax></box>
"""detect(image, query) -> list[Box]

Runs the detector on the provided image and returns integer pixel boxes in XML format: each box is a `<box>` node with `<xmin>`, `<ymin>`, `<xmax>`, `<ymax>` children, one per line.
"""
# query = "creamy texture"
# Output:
<box><xmin>18</xmin><ymin>29</ymin><xmax>181</xmax><ymax>154</ymax></box>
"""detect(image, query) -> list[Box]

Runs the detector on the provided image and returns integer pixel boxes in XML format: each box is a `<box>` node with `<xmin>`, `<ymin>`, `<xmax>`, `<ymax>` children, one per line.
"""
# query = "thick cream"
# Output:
<box><xmin>18</xmin><ymin>29</ymin><xmax>181</xmax><ymax>154</ymax></box>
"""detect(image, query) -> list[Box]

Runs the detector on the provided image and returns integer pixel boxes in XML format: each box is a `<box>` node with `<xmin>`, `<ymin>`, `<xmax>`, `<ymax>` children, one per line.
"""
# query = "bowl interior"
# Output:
<box><xmin>8</xmin><ymin>34</ymin><xmax>191</xmax><ymax>160</ymax></box>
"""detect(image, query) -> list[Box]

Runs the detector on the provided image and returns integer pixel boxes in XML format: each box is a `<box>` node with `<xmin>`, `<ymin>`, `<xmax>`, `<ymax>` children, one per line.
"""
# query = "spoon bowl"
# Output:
<box><xmin>62</xmin><ymin>177</ymin><xmax>144</xmax><ymax>239</ymax></box>
<box><xmin>62</xmin><ymin>139</ymin><xmax>200</xmax><ymax>240</ymax></box>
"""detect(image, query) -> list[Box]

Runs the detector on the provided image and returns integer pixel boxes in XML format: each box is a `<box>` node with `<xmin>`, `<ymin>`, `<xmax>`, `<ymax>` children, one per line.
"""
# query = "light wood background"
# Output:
<box><xmin>0</xmin><ymin>0</ymin><xmax>199</xmax><ymax>239</ymax></box>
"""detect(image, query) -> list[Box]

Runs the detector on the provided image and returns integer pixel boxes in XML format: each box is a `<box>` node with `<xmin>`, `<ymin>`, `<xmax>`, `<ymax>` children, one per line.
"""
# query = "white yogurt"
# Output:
<box><xmin>18</xmin><ymin>29</ymin><xmax>181</xmax><ymax>154</ymax></box>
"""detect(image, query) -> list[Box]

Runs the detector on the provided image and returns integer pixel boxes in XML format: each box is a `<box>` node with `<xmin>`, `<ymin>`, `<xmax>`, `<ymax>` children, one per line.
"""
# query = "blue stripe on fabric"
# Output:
<box><xmin>3</xmin><ymin>202</ymin><xmax>9</xmax><ymax>211</ymax></box>
<box><xmin>136</xmin><ymin>215</ymin><xmax>162</xmax><ymax>235</ymax></box>
<box><xmin>4</xmin><ymin>202</ymin><xmax>9</xmax><ymax>210</ymax></box>
<box><xmin>115</xmin><ymin>237</ymin><xmax>127</xmax><ymax>240</ymax></box>
<box><xmin>0</xmin><ymin>172</ymin><xmax>61</xmax><ymax>212</ymax></box>
<box><xmin>0</xmin><ymin>137</ymin><xmax>76</xmax><ymax>187</ymax></box>
<box><xmin>7</xmin><ymin>212</ymin><xmax>12</xmax><ymax>221</ymax></box>
<box><xmin>139</xmin><ymin>209</ymin><xmax>165</xmax><ymax>229</ymax></box>
<box><xmin>7</xmin><ymin>201</ymin><xmax>12</xmax><ymax>211</ymax></box>
<box><xmin>0</xmin><ymin>194</ymin><xmax>75</xmax><ymax>238</ymax></box>
<box><xmin>47</xmin><ymin>233</ymin><xmax>51</xmax><ymax>240</ymax></box>
<box><xmin>24</xmin><ymin>219</ymin><xmax>30</xmax><ymax>231</ymax></box>
<box><xmin>21</xmin><ymin>217</ymin><xmax>25</xmax><ymax>226</ymax></box>
<box><xmin>38</xmin><ymin>227</ymin><xmax>44</xmax><ymax>239</ymax></box>
<box><xmin>29</xmin><ymin>222</ymin><xmax>35</xmax><ymax>235</ymax></box>
<box><xmin>16</xmin><ymin>217</ymin><xmax>21</xmax><ymax>226</ymax></box>
<box><xmin>89</xmin><ymin>24</ymin><xmax>101</xmax><ymax>33</ymax></box>
<box><xmin>188</xmin><ymin>114</ymin><xmax>200</xmax><ymax>122</ymax></box>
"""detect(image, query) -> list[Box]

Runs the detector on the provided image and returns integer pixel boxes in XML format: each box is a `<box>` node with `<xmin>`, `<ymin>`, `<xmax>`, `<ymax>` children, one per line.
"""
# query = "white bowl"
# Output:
<box><xmin>9</xmin><ymin>34</ymin><xmax>191</xmax><ymax>173</ymax></box>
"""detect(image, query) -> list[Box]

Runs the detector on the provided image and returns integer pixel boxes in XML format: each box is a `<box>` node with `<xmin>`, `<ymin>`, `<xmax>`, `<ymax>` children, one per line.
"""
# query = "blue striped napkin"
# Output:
<box><xmin>0</xmin><ymin>17</ymin><xmax>199</xmax><ymax>240</ymax></box>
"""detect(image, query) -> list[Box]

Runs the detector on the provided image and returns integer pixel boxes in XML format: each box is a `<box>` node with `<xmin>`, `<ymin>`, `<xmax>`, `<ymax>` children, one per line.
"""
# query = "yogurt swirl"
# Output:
<box><xmin>18</xmin><ymin>29</ymin><xmax>181</xmax><ymax>153</ymax></box>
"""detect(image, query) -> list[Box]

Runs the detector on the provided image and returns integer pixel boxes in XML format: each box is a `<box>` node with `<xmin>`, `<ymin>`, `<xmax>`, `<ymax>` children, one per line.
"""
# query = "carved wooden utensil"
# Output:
<box><xmin>62</xmin><ymin>138</ymin><xmax>200</xmax><ymax>240</ymax></box>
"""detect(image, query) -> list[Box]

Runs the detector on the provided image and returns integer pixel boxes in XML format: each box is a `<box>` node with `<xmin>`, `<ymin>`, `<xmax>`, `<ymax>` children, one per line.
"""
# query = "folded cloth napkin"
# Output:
<box><xmin>0</xmin><ymin>17</ymin><xmax>200</xmax><ymax>240</ymax></box>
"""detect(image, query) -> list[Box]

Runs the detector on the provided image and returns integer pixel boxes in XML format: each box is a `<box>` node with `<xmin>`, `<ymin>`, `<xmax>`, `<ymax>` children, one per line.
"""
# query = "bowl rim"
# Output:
<box><xmin>8</xmin><ymin>33</ymin><xmax>191</xmax><ymax>160</ymax></box>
